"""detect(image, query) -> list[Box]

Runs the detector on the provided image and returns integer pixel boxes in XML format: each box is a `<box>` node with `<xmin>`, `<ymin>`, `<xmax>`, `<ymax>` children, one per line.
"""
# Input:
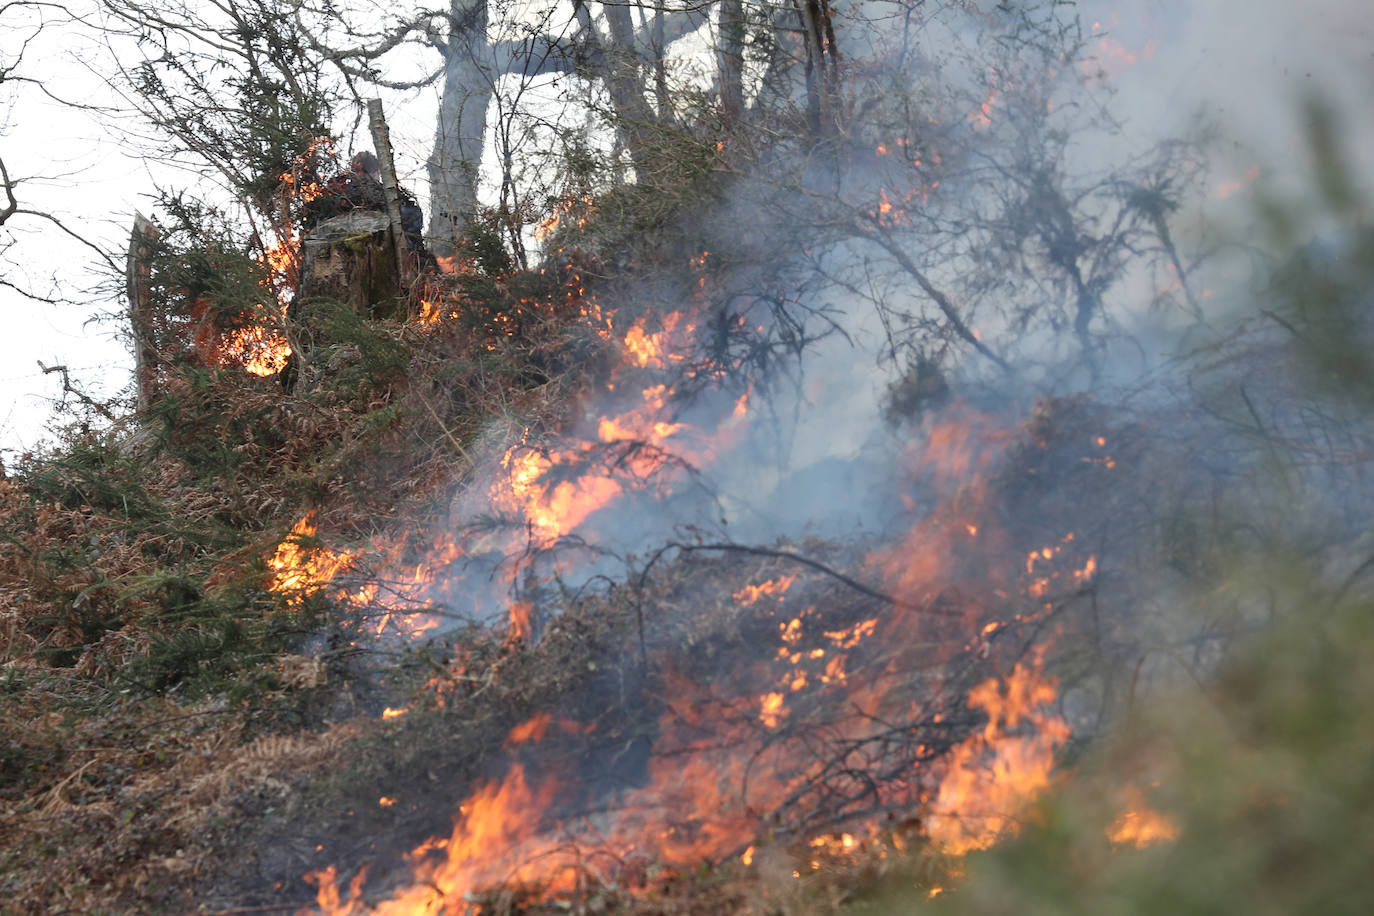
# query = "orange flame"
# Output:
<box><xmin>217</xmin><ymin>323</ymin><xmax>292</xmax><ymax>376</ymax></box>
<box><xmin>924</xmin><ymin>661</ymin><xmax>1070</xmax><ymax>854</ymax></box>
<box><xmin>733</xmin><ymin>574</ymin><xmax>797</xmax><ymax>606</ymax></box>
<box><xmin>304</xmin><ymin>320</ymin><xmax>1089</xmax><ymax>911</ymax></box>
<box><xmin>268</xmin><ymin>512</ymin><xmax>354</xmax><ymax>601</ymax></box>
<box><xmin>1107</xmin><ymin>787</ymin><xmax>1179</xmax><ymax>848</ymax></box>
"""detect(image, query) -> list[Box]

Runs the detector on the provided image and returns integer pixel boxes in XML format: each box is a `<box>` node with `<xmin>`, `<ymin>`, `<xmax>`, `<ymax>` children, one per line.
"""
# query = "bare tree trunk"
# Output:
<box><xmin>367</xmin><ymin>98</ymin><xmax>412</xmax><ymax>296</ymax></box>
<box><xmin>717</xmin><ymin>0</ymin><xmax>746</xmax><ymax>123</ymax></box>
<box><xmin>800</xmin><ymin>0</ymin><xmax>838</xmax><ymax>142</ymax></box>
<box><xmin>429</xmin><ymin>0</ymin><xmax>495</xmax><ymax>251</ymax></box>
<box><xmin>601</xmin><ymin>3</ymin><xmax>658</xmax><ymax>171</ymax></box>
<box><xmin>651</xmin><ymin>8</ymin><xmax>673</xmax><ymax>125</ymax></box>
<box><xmin>126</xmin><ymin>213</ymin><xmax>160</xmax><ymax>412</ymax></box>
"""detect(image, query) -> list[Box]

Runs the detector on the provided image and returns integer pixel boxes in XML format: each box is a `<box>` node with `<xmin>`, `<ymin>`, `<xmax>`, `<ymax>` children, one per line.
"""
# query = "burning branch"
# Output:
<box><xmin>642</xmin><ymin>541</ymin><xmax>965</xmax><ymax>618</ymax></box>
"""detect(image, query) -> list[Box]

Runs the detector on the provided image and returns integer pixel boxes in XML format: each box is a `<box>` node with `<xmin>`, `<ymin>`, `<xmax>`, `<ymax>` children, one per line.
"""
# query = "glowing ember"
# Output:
<box><xmin>759</xmin><ymin>691</ymin><xmax>787</xmax><ymax>729</ymax></box>
<box><xmin>972</xmin><ymin>86</ymin><xmax>998</xmax><ymax>128</ymax></box>
<box><xmin>823</xmin><ymin>618</ymin><xmax>876</xmax><ymax>649</ymax></box>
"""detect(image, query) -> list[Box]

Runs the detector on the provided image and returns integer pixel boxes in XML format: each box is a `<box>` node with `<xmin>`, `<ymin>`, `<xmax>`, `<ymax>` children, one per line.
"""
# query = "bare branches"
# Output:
<box><xmin>860</xmin><ymin>221</ymin><xmax>1012</xmax><ymax>372</ymax></box>
<box><xmin>0</xmin><ymin>155</ymin><xmax>16</xmax><ymax>226</ymax></box>
<box><xmin>36</xmin><ymin>360</ymin><xmax>119</xmax><ymax>421</ymax></box>
<box><xmin>10</xmin><ymin>203</ymin><xmax>120</xmax><ymax>273</ymax></box>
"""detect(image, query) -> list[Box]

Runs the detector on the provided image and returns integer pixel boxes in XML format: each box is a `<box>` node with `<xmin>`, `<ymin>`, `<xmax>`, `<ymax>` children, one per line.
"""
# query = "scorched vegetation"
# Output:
<box><xmin>3</xmin><ymin>1</ymin><xmax>1374</xmax><ymax>914</ymax></box>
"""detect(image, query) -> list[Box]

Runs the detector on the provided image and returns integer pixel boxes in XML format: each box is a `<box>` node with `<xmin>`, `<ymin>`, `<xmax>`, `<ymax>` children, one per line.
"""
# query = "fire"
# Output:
<box><xmin>623</xmin><ymin>322</ymin><xmax>663</xmax><ymax>368</ymax></box>
<box><xmin>505</xmin><ymin>712</ymin><xmax>553</xmax><ymax>746</ymax></box>
<box><xmin>495</xmin><ymin>446</ymin><xmax>623</xmax><ymax>545</ymax></box>
<box><xmin>217</xmin><ymin>323</ymin><xmax>292</xmax><ymax>376</ymax></box>
<box><xmin>418</xmin><ymin>299</ymin><xmax>444</xmax><ymax>325</ymax></box>
<box><xmin>310</xmin><ymin>649</ymin><xmax>1072</xmax><ymax>911</ymax></box>
<box><xmin>508</xmin><ymin>601</ymin><xmax>534</xmax><ymax>643</ymax></box>
<box><xmin>1216</xmin><ymin>164</ymin><xmax>1262</xmax><ymax>200</ymax></box>
<box><xmin>491</xmin><ymin>373</ymin><xmax>710</xmax><ymax>548</ymax></box>
<box><xmin>267</xmin><ymin>518</ymin><xmax>449</xmax><ymax>638</ymax></box>
<box><xmin>924</xmin><ymin>661</ymin><xmax>1070</xmax><ymax>855</ymax></box>
<box><xmin>759</xmin><ymin>691</ymin><xmax>787</xmax><ymax>728</ymax></box>
<box><xmin>201</xmin><ymin>138</ymin><xmax>334</xmax><ymax>374</ymax></box>
<box><xmin>622</xmin><ymin>311</ymin><xmax>686</xmax><ymax>368</ymax></box>
<box><xmin>823</xmin><ymin>618</ymin><xmax>876</xmax><ymax>649</ymax></box>
<box><xmin>301</xmin><ymin>302</ymin><xmax>1096</xmax><ymax>909</ymax></box>
<box><xmin>1107</xmin><ymin>787</ymin><xmax>1179</xmax><ymax>848</ymax></box>
<box><xmin>733</xmin><ymin>574</ymin><xmax>797</xmax><ymax>606</ymax></box>
<box><xmin>308</xmin><ymin>763</ymin><xmax>571</xmax><ymax>914</ymax></box>
<box><xmin>972</xmin><ymin>88</ymin><xmax>997</xmax><ymax>129</ymax></box>
<box><xmin>268</xmin><ymin>512</ymin><xmax>354</xmax><ymax>601</ymax></box>
<box><xmin>534</xmin><ymin>194</ymin><xmax>595</xmax><ymax>242</ymax></box>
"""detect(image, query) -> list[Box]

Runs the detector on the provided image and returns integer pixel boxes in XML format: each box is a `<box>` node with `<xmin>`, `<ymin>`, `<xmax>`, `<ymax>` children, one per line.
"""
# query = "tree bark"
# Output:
<box><xmin>367</xmin><ymin>98</ymin><xmax>412</xmax><ymax>294</ymax></box>
<box><xmin>126</xmin><ymin>213</ymin><xmax>161</xmax><ymax>412</ymax></box>
<box><xmin>429</xmin><ymin>0</ymin><xmax>494</xmax><ymax>250</ymax></box>
<box><xmin>717</xmin><ymin>0</ymin><xmax>746</xmax><ymax>123</ymax></box>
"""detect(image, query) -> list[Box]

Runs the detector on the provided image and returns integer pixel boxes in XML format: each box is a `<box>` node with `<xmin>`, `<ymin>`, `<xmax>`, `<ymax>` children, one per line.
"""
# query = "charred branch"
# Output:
<box><xmin>860</xmin><ymin>225</ymin><xmax>1011</xmax><ymax>372</ymax></box>
<box><xmin>642</xmin><ymin>541</ymin><xmax>964</xmax><ymax>617</ymax></box>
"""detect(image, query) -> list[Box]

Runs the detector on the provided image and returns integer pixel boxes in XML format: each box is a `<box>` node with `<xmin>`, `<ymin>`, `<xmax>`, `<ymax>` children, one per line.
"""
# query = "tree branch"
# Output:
<box><xmin>860</xmin><ymin>223</ymin><xmax>1012</xmax><ymax>371</ymax></box>
<box><xmin>0</xmin><ymin>154</ymin><xmax>16</xmax><ymax>226</ymax></box>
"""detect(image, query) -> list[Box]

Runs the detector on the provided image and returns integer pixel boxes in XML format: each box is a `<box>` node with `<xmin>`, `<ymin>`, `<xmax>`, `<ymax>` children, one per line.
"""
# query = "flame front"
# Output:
<box><xmin>924</xmin><ymin>662</ymin><xmax>1070</xmax><ymax>854</ymax></box>
<box><xmin>292</xmin><ymin>248</ymin><xmax>1116</xmax><ymax>911</ymax></box>
<box><xmin>268</xmin><ymin>512</ymin><xmax>353</xmax><ymax>600</ymax></box>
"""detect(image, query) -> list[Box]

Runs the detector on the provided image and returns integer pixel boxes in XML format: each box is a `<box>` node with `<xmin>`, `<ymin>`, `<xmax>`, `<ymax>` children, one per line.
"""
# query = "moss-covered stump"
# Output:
<box><xmin>297</xmin><ymin>211</ymin><xmax>404</xmax><ymax>320</ymax></box>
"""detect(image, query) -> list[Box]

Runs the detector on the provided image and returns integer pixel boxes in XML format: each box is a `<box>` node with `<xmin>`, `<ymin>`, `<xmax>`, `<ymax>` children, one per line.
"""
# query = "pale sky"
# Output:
<box><xmin>2</xmin><ymin>0</ymin><xmax>1371</xmax><ymax>458</ymax></box>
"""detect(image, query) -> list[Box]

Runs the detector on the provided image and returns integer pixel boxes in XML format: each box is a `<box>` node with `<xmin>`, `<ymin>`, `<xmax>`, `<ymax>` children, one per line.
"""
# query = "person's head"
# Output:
<box><xmin>350</xmin><ymin>151</ymin><xmax>380</xmax><ymax>178</ymax></box>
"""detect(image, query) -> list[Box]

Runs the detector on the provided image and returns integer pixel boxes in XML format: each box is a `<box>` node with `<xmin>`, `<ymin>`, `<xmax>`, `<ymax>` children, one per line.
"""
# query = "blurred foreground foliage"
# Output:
<box><xmin>844</xmin><ymin>98</ymin><xmax>1374</xmax><ymax>915</ymax></box>
<box><xmin>846</xmin><ymin>575</ymin><xmax>1374</xmax><ymax>916</ymax></box>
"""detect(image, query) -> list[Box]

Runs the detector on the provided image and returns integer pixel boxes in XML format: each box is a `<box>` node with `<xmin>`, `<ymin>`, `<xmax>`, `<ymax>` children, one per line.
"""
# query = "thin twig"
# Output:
<box><xmin>648</xmin><ymin>541</ymin><xmax>962</xmax><ymax>617</ymax></box>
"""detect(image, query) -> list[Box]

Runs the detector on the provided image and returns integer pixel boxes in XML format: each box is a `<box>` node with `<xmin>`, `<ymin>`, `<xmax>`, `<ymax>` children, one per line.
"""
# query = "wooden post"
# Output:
<box><xmin>126</xmin><ymin>212</ymin><xmax>160</xmax><ymax>412</ymax></box>
<box><xmin>367</xmin><ymin>99</ymin><xmax>412</xmax><ymax>296</ymax></box>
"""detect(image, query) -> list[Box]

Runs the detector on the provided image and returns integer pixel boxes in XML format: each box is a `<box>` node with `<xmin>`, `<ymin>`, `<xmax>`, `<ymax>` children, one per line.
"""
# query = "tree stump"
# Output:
<box><xmin>296</xmin><ymin>211</ymin><xmax>405</xmax><ymax>319</ymax></box>
<box><xmin>286</xmin><ymin>211</ymin><xmax>407</xmax><ymax>389</ymax></box>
